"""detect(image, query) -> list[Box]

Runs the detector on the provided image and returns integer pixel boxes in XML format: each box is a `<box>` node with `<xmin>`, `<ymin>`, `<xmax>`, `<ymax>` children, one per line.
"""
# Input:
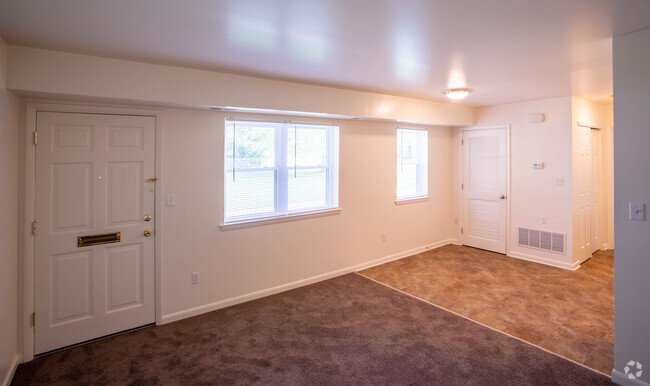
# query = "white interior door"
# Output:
<box><xmin>590</xmin><ymin>128</ymin><xmax>603</xmax><ymax>253</ymax></box>
<box><xmin>34</xmin><ymin>112</ymin><xmax>156</xmax><ymax>354</ymax></box>
<box><xmin>577</xmin><ymin>124</ymin><xmax>593</xmax><ymax>255</ymax></box>
<box><xmin>462</xmin><ymin>128</ymin><xmax>507</xmax><ymax>254</ymax></box>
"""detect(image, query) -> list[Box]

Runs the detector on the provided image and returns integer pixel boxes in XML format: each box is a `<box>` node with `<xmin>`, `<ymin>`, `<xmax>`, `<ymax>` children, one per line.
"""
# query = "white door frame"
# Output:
<box><xmin>458</xmin><ymin>124</ymin><xmax>511</xmax><ymax>255</ymax></box>
<box><xmin>22</xmin><ymin>102</ymin><xmax>164</xmax><ymax>362</ymax></box>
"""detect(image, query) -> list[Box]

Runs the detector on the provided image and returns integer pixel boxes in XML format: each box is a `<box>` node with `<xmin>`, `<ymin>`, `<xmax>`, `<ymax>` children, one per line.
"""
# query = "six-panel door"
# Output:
<box><xmin>34</xmin><ymin>112</ymin><xmax>156</xmax><ymax>354</ymax></box>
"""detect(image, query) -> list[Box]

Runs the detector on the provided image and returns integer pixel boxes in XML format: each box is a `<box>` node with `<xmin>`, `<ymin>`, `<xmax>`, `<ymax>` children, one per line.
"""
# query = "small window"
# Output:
<box><xmin>396</xmin><ymin>128</ymin><xmax>428</xmax><ymax>200</ymax></box>
<box><xmin>224</xmin><ymin>119</ymin><xmax>339</xmax><ymax>224</ymax></box>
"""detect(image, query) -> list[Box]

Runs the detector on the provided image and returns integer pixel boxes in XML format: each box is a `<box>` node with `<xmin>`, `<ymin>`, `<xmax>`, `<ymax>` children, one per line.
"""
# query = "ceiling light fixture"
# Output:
<box><xmin>443</xmin><ymin>88</ymin><xmax>471</xmax><ymax>100</ymax></box>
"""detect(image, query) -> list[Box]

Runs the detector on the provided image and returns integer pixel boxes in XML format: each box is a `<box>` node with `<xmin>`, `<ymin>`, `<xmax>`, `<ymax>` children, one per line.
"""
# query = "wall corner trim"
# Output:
<box><xmin>1</xmin><ymin>354</ymin><xmax>22</xmax><ymax>386</ymax></box>
<box><xmin>612</xmin><ymin>369</ymin><xmax>650</xmax><ymax>386</ymax></box>
<box><xmin>160</xmin><ymin>239</ymin><xmax>457</xmax><ymax>324</ymax></box>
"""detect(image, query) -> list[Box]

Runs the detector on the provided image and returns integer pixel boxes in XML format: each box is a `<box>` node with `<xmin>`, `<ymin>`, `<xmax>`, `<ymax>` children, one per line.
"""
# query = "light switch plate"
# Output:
<box><xmin>166</xmin><ymin>193</ymin><xmax>176</xmax><ymax>207</ymax></box>
<box><xmin>554</xmin><ymin>177</ymin><xmax>565</xmax><ymax>186</ymax></box>
<box><xmin>629</xmin><ymin>202</ymin><xmax>645</xmax><ymax>221</ymax></box>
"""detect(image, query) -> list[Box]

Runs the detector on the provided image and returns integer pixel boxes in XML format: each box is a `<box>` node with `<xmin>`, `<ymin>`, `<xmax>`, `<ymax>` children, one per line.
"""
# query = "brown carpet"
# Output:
<box><xmin>359</xmin><ymin>245</ymin><xmax>615</xmax><ymax>373</ymax></box>
<box><xmin>13</xmin><ymin>273</ymin><xmax>611</xmax><ymax>385</ymax></box>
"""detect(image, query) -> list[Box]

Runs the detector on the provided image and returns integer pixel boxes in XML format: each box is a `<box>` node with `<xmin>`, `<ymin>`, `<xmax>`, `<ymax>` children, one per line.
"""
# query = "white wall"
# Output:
<box><xmin>5</xmin><ymin>46</ymin><xmax>474</xmax><ymax>127</ymax></box>
<box><xmin>161</xmin><ymin>109</ymin><xmax>456</xmax><ymax>318</ymax></box>
<box><xmin>1</xmin><ymin>44</ymin><xmax>465</xmax><ymax>324</ymax></box>
<box><xmin>475</xmin><ymin>97</ymin><xmax>575</xmax><ymax>268</ymax></box>
<box><xmin>473</xmin><ymin>97</ymin><xmax>613</xmax><ymax>269</ymax></box>
<box><xmin>0</xmin><ymin>36</ymin><xmax>21</xmax><ymax>385</ymax></box>
<box><xmin>612</xmin><ymin>27</ymin><xmax>650</xmax><ymax>386</ymax></box>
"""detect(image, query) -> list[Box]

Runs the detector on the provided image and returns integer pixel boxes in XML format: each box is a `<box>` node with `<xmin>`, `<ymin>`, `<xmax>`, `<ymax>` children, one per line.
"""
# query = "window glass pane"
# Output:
<box><xmin>288</xmin><ymin>126</ymin><xmax>328</xmax><ymax>167</ymax></box>
<box><xmin>288</xmin><ymin>168</ymin><xmax>327</xmax><ymax>211</ymax></box>
<box><xmin>397</xmin><ymin>128</ymin><xmax>428</xmax><ymax>199</ymax></box>
<box><xmin>225</xmin><ymin>170</ymin><xmax>276</xmax><ymax>219</ymax></box>
<box><xmin>224</xmin><ymin>119</ymin><xmax>338</xmax><ymax>224</ymax></box>
<box><xmin>225</xmin><ymin>122</ymin><xmax>275</xmax><ymax>170</ymax></box>
<box><xmin>397</xmin><ymin>163</ymin><xmax>419</xmax><ymax>198</ymax></box>
<box><xmin>225</xmin><ymin>122</ymin><xmax>277</xmax><ymax>220</ymax></box>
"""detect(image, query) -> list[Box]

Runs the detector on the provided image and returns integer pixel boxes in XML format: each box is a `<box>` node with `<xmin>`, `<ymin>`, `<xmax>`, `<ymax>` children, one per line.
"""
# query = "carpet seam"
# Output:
<box><xmin>352</xmin><ymin>272</ymin><xmax>611</xmax><ymax>378</ymax></box>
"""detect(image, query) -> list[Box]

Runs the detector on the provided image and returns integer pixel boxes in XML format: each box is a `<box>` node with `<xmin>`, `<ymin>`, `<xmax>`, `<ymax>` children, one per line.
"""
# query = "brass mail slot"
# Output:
<box><xmin>77</xmin><ymin>232</ymin><xmax>121</xmax><ymax>247</ymax></box>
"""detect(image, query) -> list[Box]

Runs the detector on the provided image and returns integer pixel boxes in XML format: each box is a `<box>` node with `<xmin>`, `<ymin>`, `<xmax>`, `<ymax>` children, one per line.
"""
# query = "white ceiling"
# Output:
<box><xmin>1</xmin><ymin>0</ymin><xmax>649</xmax><ymax>106</ymax></box>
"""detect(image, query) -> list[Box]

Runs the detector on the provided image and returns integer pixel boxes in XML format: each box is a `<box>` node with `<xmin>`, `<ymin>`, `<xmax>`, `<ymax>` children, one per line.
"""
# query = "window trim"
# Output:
<box><xmin>220</xmin><ymin>207</ymin><xmax>342</xmax><ymax>230</ymax></box>
<box><xmin>224</xmin><ymin>118</ymin><xmax>340</xmax><ymax>226</ymax></box>
<box><xmin>396</xmin><ymin>127</ymin><xmax>429</xmax><ymax>200</ymax></box>
<box><xmin>395</xmin><ymin>196</ymin><xmax>431</xmax><ymax>205</ymax></box>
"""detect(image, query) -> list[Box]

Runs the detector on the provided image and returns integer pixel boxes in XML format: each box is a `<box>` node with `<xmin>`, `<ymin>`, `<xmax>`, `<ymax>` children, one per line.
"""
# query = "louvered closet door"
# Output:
<box><xmin>462</xmin><ymin>128</ymin><xmax>507</xmax><ymax>254</ymax></box>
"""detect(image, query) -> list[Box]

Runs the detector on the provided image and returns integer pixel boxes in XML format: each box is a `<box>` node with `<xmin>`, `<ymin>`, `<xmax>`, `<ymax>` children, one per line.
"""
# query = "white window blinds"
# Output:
<box><xmin>397</xmin><ymin>128</ymin><xmax>428</xmax><ymax>200</ymax></box>
<box><xmin>225</xmin><ymin>119</ymin><xmax>339</xmax><ymax>224</ymax></box>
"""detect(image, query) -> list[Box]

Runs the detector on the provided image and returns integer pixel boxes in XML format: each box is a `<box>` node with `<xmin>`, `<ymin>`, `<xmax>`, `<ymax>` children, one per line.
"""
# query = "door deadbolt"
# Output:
<box><xmin>144</xmin><ymin>214</ymin><xmax>152</xmax><ymax>222</ymax></box>
<box><xmin>144</xmin><ymin>229</ymin><xmax>152</xmax><ymax>237</ymax></box>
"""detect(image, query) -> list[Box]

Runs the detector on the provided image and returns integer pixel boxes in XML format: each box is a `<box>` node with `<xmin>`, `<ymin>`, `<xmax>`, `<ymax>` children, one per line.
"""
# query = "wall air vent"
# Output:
<box><xmin>518</xmin><ymin>227</ymin><xmax>566</xmax><ymax>255</ymax></box>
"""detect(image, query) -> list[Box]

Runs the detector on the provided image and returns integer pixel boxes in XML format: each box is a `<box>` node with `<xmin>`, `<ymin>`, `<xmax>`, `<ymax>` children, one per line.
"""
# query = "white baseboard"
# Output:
<box><xmin>1</xmin><ymin>354</ymin><xmax>22</xmax><ymax>386</ymax></box>
<box><xmin>612</xmin><ymin>369</ymin><xmax>649</xmax><ymax>386</ymax></box>
<box><xmin>161</xmin><ymin>238</ymin><xmax>457</xmax><ymax>324</ymax></box>
<box><xmin>507</xmin><ymin>250</ymin><xmax>578</xmax><ymax>271</ymax></box>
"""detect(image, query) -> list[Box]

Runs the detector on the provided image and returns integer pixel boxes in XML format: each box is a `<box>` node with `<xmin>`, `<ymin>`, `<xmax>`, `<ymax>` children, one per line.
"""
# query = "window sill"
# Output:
<box><xmin>395</xmin><ymin>196</ymin><xmax>430</xmax><ymax>205</ymax></box>
<box><xmin>221</xmin><ymin>207</ymin><xmax>342</xmax><ymax>231</ymax></box>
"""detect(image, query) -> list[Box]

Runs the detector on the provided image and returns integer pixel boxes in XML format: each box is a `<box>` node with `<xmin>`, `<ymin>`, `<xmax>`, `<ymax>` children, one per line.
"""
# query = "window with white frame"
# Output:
<box><xmin>224</xmin><ymin>119</ymin><xmax>339</xmax><ymax>224</ymax></box>
<box><xmin>396</xmin><ymin>128</ymin><xmax>428</xmax><ymax>200</ymax></box>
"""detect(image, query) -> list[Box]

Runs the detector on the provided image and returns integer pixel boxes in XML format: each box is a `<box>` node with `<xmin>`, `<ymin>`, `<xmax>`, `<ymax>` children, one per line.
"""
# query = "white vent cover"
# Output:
<box><xmin>518</xmin><ymin>227</ymin><xmax>566</xmax><ymax>254</ymax></box>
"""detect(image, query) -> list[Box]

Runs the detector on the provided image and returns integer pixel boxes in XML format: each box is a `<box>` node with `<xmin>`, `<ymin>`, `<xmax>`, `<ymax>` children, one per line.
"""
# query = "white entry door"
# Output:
<box><xmin>462</xmin><ymin>128</ymin><xmax>507</xmax><ymax>254</ymax></box>
<box><xmin>34</xmin><ymin>112</ymin><xmax>156</xmax><ymax>354</ymax></box>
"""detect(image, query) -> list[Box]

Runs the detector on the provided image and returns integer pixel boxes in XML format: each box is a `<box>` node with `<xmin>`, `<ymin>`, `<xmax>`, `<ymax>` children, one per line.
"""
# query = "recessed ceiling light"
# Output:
<box><xmin>443</xmin><ymin>88</ymin><xmax>471</xmax><ymax>100</ymax></box>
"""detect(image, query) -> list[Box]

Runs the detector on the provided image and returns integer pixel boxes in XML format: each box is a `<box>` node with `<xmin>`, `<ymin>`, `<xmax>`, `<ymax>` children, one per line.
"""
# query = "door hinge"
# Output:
<box><xmin>461</xmin><ymin>184</ymin><xmax>464</xmax><ymax>190</ymax></box>
<box><xmin>461</xmin><ymin>227</ymin><xmax>464</xmax><ymax>234</ymax></box>
<box><xmin>32</xmin><ymin>220</ymin><xmax>37</xmax><ymax>236</ymax></box>
<box><xmin>31</xmin><ymin>312</ymin><xmax>36</xmax><ymax>327</ymax></box>
<box><xmin>34</xmin><ymin>131</ymin><xmax>38</xmax><ymax>145</ymax></box>
<box><xmin>461</xmin><ymin>139</ymin><xmax>464</xmax><ymax>145</ymax></box>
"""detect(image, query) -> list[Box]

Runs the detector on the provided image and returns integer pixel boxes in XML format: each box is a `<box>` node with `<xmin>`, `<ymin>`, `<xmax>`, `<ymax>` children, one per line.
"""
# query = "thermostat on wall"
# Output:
<box><xmin>533</xmin><ymin>162</ymin><xmax>544</xmax><ymax>169</ymax></box>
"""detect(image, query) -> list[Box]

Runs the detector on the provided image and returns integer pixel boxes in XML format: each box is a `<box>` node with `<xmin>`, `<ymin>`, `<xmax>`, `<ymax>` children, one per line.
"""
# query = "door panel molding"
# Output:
<box><xmin>22</xmin><ymin>103</ymin><xmax>163</xmax><ymax>362</ymax></box>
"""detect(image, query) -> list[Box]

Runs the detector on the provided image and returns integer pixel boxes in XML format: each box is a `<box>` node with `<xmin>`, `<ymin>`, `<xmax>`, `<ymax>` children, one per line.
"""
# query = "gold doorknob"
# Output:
<box><xmin>144</xmin><ymin>214</ymin><xmax>152</xmax><ymax>222</ymax></box>
<box><xmin>144</xmin><ymin>229</ymin><xmax>152</xmax><ymax>237</ymax></box>
<box><xmin>145</xmin><ymin>176</ymin><xmax>159</xmax><ymax>183</ymax></box>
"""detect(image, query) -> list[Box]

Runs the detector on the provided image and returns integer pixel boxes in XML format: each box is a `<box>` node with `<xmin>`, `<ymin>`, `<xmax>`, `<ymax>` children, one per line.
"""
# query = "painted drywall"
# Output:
<box><xmin>472</xmin><ymin>97</ymin><xmax>613</xmax><ymax>269</ymax></box>
<box><xmin>4</xmin><ymin>43</ymin><xmax>465</xmax><ymax>362</ymax></box>
<box><xmin>5</xmin><ymin>46</ymin><xmax>474</xmax><ymax>127</ymax></box>
<box><xmin>612</xmin><ymin>27</ymin><xmax>650</xmax><ymax>386</ymax></box>
<box><xmin>570</xmin><ymin>97</ymin><xmax>612</xmax><ymax>264</ymax></box>
<box><xmin>160</xmin><ymin>109</ymin><xmax>455</xmax><ymax>317</ymax></box>
<box><xmin>0</xmin><ymin>35</ymin><xmax>21</xmax><ymax>386</ymax></box>
<box><xmin>474</xmin><ymin>97</ymin><xmax>575</xmax><ymax>268</ymax></box>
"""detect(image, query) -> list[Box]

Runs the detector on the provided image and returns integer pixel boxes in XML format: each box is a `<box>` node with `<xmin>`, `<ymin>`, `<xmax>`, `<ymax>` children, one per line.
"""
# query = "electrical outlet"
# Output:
<box><xmin>191</xmin><ymin>271</ymin><xmax>200</xmax><ymax>285</ymax></box>
<box><xmin>381</xmin><ymin>232</ymin><xmax>387</xmax><ymax>242</ymax></box>
<box><xmin>541</xmin><ymin>215</ymin><xmax>547</xmax><ymax>224</ymax></box>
